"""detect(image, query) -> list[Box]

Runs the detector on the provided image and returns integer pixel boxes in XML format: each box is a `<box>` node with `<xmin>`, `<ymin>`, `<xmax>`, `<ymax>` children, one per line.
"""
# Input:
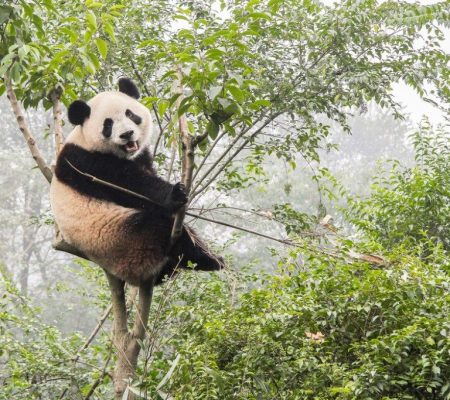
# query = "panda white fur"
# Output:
<box><xmin>50</xmin><ymin>78</ymin><xmax>224</xmax><ymax>286</ymax></box>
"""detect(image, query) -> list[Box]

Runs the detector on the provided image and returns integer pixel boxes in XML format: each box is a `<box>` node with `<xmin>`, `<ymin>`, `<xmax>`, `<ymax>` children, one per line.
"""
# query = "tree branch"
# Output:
<box><xmin>128</xmin><ymin>60</ymin><xmax>166</xmax><ymax>158</ymax></box>
<box><xmin>169</xmin><ymin>67</ymin><xmax>195</xmax><ymax>246</ymax></box>
<box><xmin>5</xmin><ymin>77</ymin><xmax>53</xmax><ymax>183</ymax></box>
<box><xmin>64</xmin><ymin>158</ymin><xmax>303</xmax><ymax>246</ymax></box>
<box><xmin>84</xmin><ymin>349</ymin><xmax>113</xmax><ymax>400</ymax></box>
<box><xmin>72</xmin><ymin>304</ymin><xmax>113</xmax><ymax>363</ymax></box>
<box><xmin>190</xmin><ymin>112</ymin><xmax>281</xmax><ymax>199</ymax></box>
<box><xmin>49</xmin><ymin>87</ymin><xmax>64</xmax><ymax>156</ymax></box>
<box><xmin>191</xmin><ymin>129</ymin><xmax>227</xmax><ymax>183</ymax></box>
<box><xmin>52</xmin><ymin>228</ymin><xmax>89</xmax><ymax>260</ymax></box>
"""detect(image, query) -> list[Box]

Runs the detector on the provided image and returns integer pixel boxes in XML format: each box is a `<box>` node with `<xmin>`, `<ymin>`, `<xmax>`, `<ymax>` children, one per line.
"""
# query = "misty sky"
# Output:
<box><xmin>321</xmin><ymin>0</ymin><xmax>450</xmax><ymax>124</ymax></box>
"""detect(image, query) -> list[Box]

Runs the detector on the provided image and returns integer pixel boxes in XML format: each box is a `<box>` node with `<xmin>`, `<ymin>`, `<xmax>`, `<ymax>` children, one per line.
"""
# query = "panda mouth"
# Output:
<box><xmin>122</xmin><ymin>141</ymin><xmax>140</xmax><ymax>153</ymax></box>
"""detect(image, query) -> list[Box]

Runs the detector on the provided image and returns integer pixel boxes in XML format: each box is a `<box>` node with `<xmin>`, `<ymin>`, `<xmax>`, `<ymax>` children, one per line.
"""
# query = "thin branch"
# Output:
<box><xmin>152</xmin><ymin>117</ymin><xmax>165</xmax><ymax>158</ymax></box>
<box><xmin>65</xmin><ymin>159</ymin><xmax>158</xmax><ymax>204</ymax></box>
<box><xmin>166</xmin><ymin>139</ymin><xmax>177</xmax><ymax>180</ymax></box>
<box><xmin>130</xmin><ymin>60</ymin><xmax>152</xmax><ymax>97</ymax></box>
<box><xmin>186</xmin><ymin>212</ymin><xmax>293</xmax><ymax>246</ymax></box>
<box><xmin>52</xmin><ymin>228</ymin><xmax>89</xmax><ymax>260</ymax></box>
<box><xmin>169</xmin><ymin>67</ymin><xmax>194</xmax><ymax>246</ymax></box>
<box><xmin>72</xmin><ymin>304</ymin><xmax>113</xmax><ymax>363</ymax></box>
<box><xmin>50</xmin><ymin>87</ymin><xmax>64</xmax><ymax>156</ymax></box>
<box><xmin>190</xmin><ymin>125</ymin><xmax>252</xmax><ymax>195</ymax></box>
<box><xmin>129</xmin><ymin>60</ymin><xmax>166</xmax><ymax>158</ymax></box>
<box><xmin>191</xmin><ymin>129</ymin><xmax>226</xmax><ymax>183</ymax></box>
<box><xmin>5</xmin><ymin>77</ymin><xmax>53</xmax><ymax>183</ymax></box>
<box><xmin>64</xmin><ymin>158</ymin><xmax>296</xmax><ymax>246</ymax></box>
<box><xmin>84</xmin><ymin>350</ymin><xmax>113</xmax><ymax>400</ymax></box>
<box><xmin>190</xmin><ymin>112</ymin><xmax>281</xmax><ymax>199</ymax></box>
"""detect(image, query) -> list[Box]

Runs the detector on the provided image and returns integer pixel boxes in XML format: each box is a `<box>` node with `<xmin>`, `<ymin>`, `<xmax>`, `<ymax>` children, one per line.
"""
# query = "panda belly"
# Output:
<box><xmin>50</xmin><ymin>178</ymin><xmax>167</xmax><ymax>285</ymax></box>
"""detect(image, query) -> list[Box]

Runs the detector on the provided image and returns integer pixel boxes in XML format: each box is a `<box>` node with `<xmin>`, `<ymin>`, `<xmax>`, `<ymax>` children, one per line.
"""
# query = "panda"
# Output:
<box><xmin>50</xmin><ymin>77</ymin><xmax>224</xmax><ymax>286</ymax></box>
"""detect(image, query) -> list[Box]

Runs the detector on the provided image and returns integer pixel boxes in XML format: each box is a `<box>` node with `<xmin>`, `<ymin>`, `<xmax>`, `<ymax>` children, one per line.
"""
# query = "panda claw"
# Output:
<box><xmin>169</xmin><ymin>182</ymin><xmax>188</xmax><ymax>210</ymax></box>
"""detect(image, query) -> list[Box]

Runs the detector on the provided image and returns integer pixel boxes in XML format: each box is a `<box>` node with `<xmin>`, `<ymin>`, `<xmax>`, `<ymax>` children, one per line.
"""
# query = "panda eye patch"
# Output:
<box><xmin>125</xmin><ymin>109</ymin><xmax>142</xmax><ymax>125</ymax></box>
<box><xmin>102</xmin><ymin>118</ymin><xmax>113</xmax><ymax>138</ymax></box>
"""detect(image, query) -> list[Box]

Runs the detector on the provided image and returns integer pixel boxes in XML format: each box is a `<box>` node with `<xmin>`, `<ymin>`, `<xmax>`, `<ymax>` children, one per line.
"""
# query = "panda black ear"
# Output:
<box><xmin>68</xmin><ymin>100</ymin><xmax>91</xmax><ymax>125</ymax></box>
<box><xmin>118</xmin><ymin>77</ymin><xmax>140</xmax><ymax>99</ymax></box>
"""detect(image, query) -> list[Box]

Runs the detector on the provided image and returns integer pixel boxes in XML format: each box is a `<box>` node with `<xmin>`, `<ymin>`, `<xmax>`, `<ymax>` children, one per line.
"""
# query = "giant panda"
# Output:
<box><xmin>50</xmin><ymin>77</ymin><xmax>224</xmax><ymax>286</ymax></box>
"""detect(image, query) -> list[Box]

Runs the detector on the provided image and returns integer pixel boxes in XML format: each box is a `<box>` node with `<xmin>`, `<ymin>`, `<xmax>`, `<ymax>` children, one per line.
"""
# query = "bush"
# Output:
<box><xmin>132</xmin><ymin>246</ymin><xmax>450</xmax><ymax>399</ymax></box>
<box><xmin>346</xmin><ymin>120</ymin><xmax>450</xmax><ymax>256</ymax></box>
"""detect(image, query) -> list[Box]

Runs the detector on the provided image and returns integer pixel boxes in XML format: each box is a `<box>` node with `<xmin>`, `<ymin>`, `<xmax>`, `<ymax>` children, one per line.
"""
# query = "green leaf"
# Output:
<box><xmin>86</xmin><ymin>11</ymin><xmax>97</xmax><ymax>30</ymax></box>
<box><xmin>250</xmin><ymin>99</ymin><xmax>271</xmax><ymax>109</ymax></box>
<box><xmin>95</xmin><ymin>38</ymin><xmax>108</xmax><ymax>59</ymax></box>
<box><xmin>60</xmin><ymin>27</ymin><xmax>78</xmax><ymax>43</ymax></box>
<box><xmin>158</xmin><ymin>100</ymin><xmax>169</xmax><ymax>118</ymax></box>
<box><xmin>102</xmin><ymin>21</ymin><xmax>116</xmax><ymax>42</ymax></box>
<box><xmin>156</xmin><ymin>354</ymin><xmax>181</xmax><ymax>390</ymax></box>
<box><xmin>206</xmin><ymin>120</ymin><xmax>220</xmax><ymax>139</ymax></box>
<box><xmin>0</xmin><ymin>5</ymin><xmax>13</xmax><ymax>24</ymax></box>
<box><xmin>208</xmin><ymin>86</ymin><xmax>222</xmax><ymax>100</ymax></box>
<box><xmin>227</xmin><ymin>85</ymin><xmax>245</xmax><ymax>103</ymax></box>
<box><xmin>177</xmin><ymin>96</ymin><xmax>193</xmax><ymax>116</ymax></box>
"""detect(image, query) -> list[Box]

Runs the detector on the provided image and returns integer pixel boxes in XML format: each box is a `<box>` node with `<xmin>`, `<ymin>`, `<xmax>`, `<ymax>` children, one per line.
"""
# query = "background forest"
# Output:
<box><xmin>0</xmin><ymin>0</ymin><xmax>449</xmax><ymax>399</ymax></box>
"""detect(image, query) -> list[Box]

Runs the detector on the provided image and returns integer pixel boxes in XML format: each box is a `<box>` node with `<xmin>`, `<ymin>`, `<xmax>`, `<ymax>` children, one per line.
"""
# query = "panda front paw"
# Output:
<box><xmin>169</xmin><ymin>182</ymin><xmax>188</xmax><ymax>211</ymax></box>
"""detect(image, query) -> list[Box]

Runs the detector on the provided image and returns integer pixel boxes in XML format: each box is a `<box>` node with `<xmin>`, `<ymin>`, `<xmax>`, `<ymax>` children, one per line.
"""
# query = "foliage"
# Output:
<box><xmin>346</xmin><ymin>119</ymin><xmax>450</xmax><ymax>256</ymax></box>
<box><xmin>1</xmin><ymin>0</ymin><xmax>449</xmax><ymax>185</ymax></box>
<box><xmin>119</xmin><ymin>243</ymin><xmax>450</xmax><ymax>400</ymax></box>
<box><xmin>0</xmin><ymin>270</ymin><xmax>113</xmax><ymax>399</ymax></box>
<box><xmin>1</xmin><ymin>1</ymin><xmax>450</xmax><ymax>399</ymax></box>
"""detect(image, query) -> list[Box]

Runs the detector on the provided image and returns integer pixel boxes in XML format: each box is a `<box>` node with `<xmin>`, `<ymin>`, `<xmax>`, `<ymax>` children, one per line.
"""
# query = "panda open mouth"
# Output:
<box><xmin>122</xmin><ymin>141</ymin><xmax>140</xmax><ymax>153</ymax></box>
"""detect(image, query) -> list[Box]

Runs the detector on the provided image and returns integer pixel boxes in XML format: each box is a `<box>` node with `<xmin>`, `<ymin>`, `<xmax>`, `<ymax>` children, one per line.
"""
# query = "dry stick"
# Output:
<box><xmin>72</xmin><ymin>304</ymin><xmax>113</xmax><ymax>363</ymax></box>
<box><xmin>5</xmin><ymin>77</ymin><xmax>53</xmax><ymax>183</ymax></box>
<box><xmin>65</xmin><ymin>159</ymin><xmax>294</xmax><ymax>246</ymax></box>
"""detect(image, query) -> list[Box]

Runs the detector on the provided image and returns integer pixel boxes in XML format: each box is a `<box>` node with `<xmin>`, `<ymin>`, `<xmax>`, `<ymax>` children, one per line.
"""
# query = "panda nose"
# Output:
<box><xmin>120</xmin><ymin>130</ymin><xmax>134</xmax><ymax>140</ymax></box>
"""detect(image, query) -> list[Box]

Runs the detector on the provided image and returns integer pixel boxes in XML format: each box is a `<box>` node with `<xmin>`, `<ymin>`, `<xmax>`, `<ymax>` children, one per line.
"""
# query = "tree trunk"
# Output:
<box><xmin>106</xmin><ymin>272</ymin><xmax>154</xmax><ymax>399</ymax></box>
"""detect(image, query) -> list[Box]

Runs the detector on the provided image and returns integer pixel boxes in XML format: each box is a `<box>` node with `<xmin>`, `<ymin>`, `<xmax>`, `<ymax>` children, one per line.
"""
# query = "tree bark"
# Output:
<box><xmin>5</xmin><ymin>77</ymin><xmax>53</xmax><ymax>183</ymax></box>
<box><xmin>106</xmin><ymin>272</ymin><xmax>154</xmax><ymax>399</ymax></box>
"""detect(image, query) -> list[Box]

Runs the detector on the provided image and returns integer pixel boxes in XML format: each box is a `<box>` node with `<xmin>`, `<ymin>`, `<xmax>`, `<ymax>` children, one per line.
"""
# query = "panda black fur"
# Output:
<box><xmin>50</xmin><ymin>78</ymin><xmax>224</xmax><ymax>286</ymax></box>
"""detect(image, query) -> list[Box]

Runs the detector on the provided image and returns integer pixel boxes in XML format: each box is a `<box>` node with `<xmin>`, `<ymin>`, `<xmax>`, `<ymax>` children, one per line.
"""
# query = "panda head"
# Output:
<box><xmin>67</xmin><ymin>78</ymin><xmax>152</xmax><ymax>159</ymax></box>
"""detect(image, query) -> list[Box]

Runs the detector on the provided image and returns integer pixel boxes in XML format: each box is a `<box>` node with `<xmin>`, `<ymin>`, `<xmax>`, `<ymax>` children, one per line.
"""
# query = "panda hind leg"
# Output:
<box><xmin>172</xmin><ymin>226</ymin><xmax>225</xmax><ymax>271</ymax></box>
<box><xmin>155</xmin><ymin>226</ymin><xmax>225</xmax><ymax>285</ymax></box>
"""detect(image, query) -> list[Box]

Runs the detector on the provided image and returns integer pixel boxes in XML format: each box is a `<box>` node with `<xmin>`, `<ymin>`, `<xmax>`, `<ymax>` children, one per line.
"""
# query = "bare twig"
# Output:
<box><xmin>129</xmin><ymin>60</ymin><xmax>166</xmax><ymax>158</ymax></box>
<box><xmin>190</xmin><ymin>112</ymin><xmax>281</xmax><ymax>199</ymax></box>
<box><xmin>186</xmin><ymin>212</ymin><xmax>293</xmax><ymax>245</ymax></box>
<box><xmin>84</xmin><ymin>349</ymin><xmax>113</xmax><ymax>400</ymax></box>
<box><xmin>166</xmin><ymin>139</ymin><xmax>178</xmax><ymax>180</ymax></box>
<box><xmin>5</xmin><ymin>77</ymin><xmax>53</xmax><ymax>183</ymax></box>
<box><xmin>191</xmin><ymin>130</ymin><xmax>227</xmax><ymax>182</ymax></box>
<box><xmin>190</xmin><ymin>126</ymin><xmax>251</xmax><ymax>195</ymax></box>
<box><xmin>72</xmin><ymin>304</ymin><xmax>113</xmax><ymax>363</ymax></box>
